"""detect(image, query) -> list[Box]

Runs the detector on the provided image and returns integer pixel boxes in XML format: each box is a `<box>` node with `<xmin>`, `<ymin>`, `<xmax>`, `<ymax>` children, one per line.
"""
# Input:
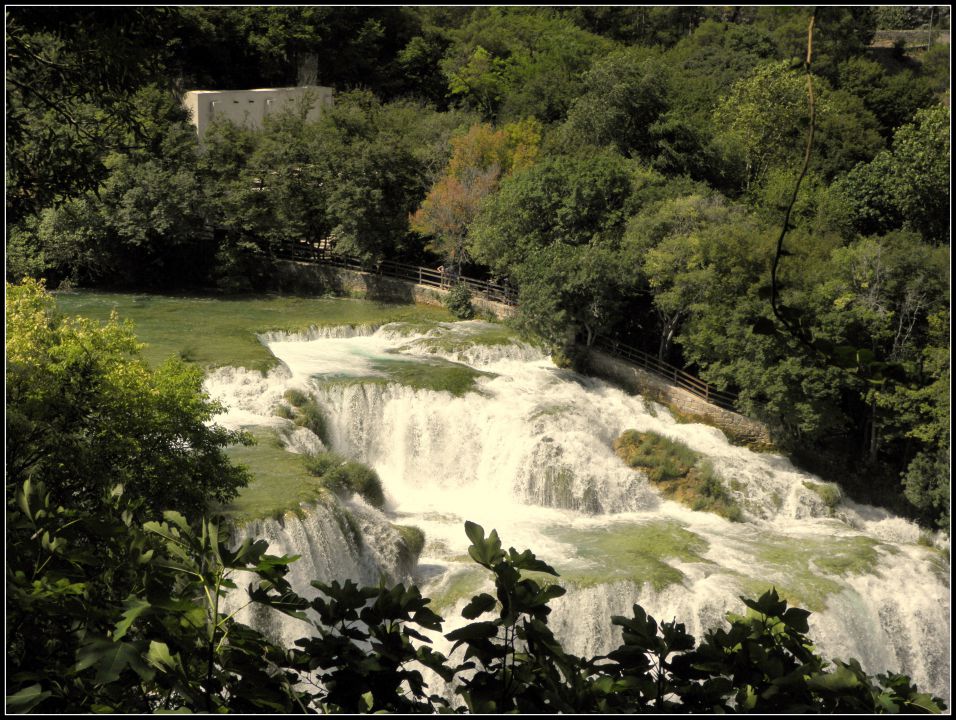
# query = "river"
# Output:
<box><xmin>205</xmin><ymin>319</ymin><xmax>950</xmax><ymax>703</ymax></box>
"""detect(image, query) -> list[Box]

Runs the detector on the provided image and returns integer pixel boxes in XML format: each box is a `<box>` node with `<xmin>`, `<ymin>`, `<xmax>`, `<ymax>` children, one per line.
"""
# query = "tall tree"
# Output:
<box><xmin>5</xmin><ymin>7</ymin><xmax>182</xmax><ymax>223</ymax></box>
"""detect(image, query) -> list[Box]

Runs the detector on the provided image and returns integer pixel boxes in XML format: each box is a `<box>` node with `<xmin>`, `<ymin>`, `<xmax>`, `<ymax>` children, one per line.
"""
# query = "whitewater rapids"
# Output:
<box><xmin>205</xmin><ymin>320</ymin><xmax>950</xmax><ymax>702</ymax></box>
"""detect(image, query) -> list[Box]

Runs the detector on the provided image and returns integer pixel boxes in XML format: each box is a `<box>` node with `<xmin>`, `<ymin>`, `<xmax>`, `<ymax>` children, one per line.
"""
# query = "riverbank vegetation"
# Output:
<box><xmin>7</xmin><ymin>7</ymin><xmax>948</xmax><ymax>528</ymax></box>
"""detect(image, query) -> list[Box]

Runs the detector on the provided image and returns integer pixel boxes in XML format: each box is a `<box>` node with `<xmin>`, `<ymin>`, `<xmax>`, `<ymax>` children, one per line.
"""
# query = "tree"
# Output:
<box><xmin>6</xmin><ymin>279</ymin><xmax>251</xmax><ymax>517</ymax></box>
<box><xmin>5</xmin><ymin>7</ymin><xmax>184</xmax><ymax>223</ymax></box>
<box><xmin>312</xmin><ymin>93</ymin><xmax>428</xmax><ymax>262</ymax></box>
<box><xmin>397</xmin><ymin>30</ymin><xmax>454</xmax><ymax>108</ymax></box>
<box><xmin>444</xmin><ymin>45</ymin><xmax>511</xmax><ymax>119</ymax></box>
<box><xmin>410</xmin><ymin>119</ymin><xmax>542</xmax><ymax>273</ymax></box>
<box><xmin>439</xmin><ymin>8</ymin><xmax>613</xmax><ymax>122</ymax></box>
<box><xmin>470</xmin><ymin>151</ymin><xmax>639</xmax><ymax>351</ymax></box>
<box><xmin>23</xmin><ymin>84</ymin><xmax>210</xmax><ymax>288</ymax></box>
<box><xmin>837</xmin><ymin>57</ymin><xmax>936</xmax><ymax>139</ymax></box>
<box><xmin>711</xmin><ymin>60</ymin><xmax>808</xmax><ymax>192</ymax></box>
<box><xmin>834</xmin><ymin>105</ymin><xmax>950</xmax><ymax>245</ymax></box>
<box><xmin>751</xmin><ymin>6</ymin><xmax>877</xmax><ymax>79</ymax></box>
<box><xmin>470</xmin><ymin>151</ymin><xmax>635</xmax><ymax>274</ymax></box>
<box><xmin>410</xmin><ymin>169</ymin><xmax>500</xmax><ymax>273</ymax></box>
<box><xmin>514</xmin><ymin>239</ymin><xmax>638</xmax><ymax>351</ymax></box>
<box><xmin>556</xmin><ymin>47</ymin><xmax>671</xmax><ymax>162</ymax></box>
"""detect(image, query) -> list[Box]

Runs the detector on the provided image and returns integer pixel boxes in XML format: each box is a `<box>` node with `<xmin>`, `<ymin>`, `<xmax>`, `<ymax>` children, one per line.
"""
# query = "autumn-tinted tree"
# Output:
<box><xmin>410</xmin><ymin>119</ymin><xmax>542</xmax><ymax>273</ymax></box>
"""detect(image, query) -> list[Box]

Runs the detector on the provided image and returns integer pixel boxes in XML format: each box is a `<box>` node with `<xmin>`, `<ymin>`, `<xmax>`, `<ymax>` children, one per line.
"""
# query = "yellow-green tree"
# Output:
<box><xmin>6</xmin><ymin>279</ymin><xmax>251</xmax><ymax>516</ymax></box>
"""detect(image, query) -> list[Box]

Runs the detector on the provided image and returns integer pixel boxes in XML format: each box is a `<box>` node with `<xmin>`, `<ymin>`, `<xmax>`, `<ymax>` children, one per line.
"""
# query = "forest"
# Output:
<box><xmin>5</xmin><ymin>6</ymin><xmax>951</xmax><ymax>713</ymax></box>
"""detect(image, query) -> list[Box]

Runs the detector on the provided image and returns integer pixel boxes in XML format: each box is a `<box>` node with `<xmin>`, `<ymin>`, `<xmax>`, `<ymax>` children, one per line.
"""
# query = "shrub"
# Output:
<box><xmin>340</xmin><ymin>461</ymin><xmax>385</xmax><ymax>508</ymax></box>
<box><xmin>614</xmin><ymin>430</ymin><xmax>700</xmax><ymax>477</ymax></box>
<box><xmin>803</xmin><ymin>480</ymin><xmax>842</xmax><ymax>510</ymax></box>
<box><xmin>294</xmin><ymin>399</ymin><xmax>328</xmax><ymax>444</ymax></box>
<box><xmin>304</xmin><ymin>452</ymin><xmax>385</xmax><ymax>508</ymax></box>
<box><xmin>304</xmin><ymin>451</ymin><xmax>345</xmax><ymax>477</ymax></box>
<box><xmin>274</xmin><ymin>403</ymin><xmax>294</xmax><ymax>419</ymax></box>
<box><xmin>445</xmin><ymin>282</ymin><xmax>475</xmax><ymax>319</ymax></box>
<box><xmin>283</xmin><ymin>388</ymin><xmax>309</xmax><ymax>407</ymax></box>
<box><xmin>698</xmin><ymin>461</ymin><xmax>727</xmax><ymax>499</ymax></box>
<box><xmin>395</xmin><ymin>524</ymin><xmax>426</xmax><ymax>558</ymax></box>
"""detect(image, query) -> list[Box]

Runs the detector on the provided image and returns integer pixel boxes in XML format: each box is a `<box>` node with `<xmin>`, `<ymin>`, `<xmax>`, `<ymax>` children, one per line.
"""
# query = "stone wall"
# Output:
<box><xmin>585</xmin><ymin>348</ymin><xmax>772</xmax><ymax>447</ymax></box>
<box><xmin>271</xmin><ymin>260</ymin><xmax>516</xmax><ymax>320</ymax></box>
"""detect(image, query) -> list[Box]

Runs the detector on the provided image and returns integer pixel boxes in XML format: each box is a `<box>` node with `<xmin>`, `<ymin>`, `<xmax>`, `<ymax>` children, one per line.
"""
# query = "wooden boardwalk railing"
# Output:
<box><xmin>282</xmin><ymin>239</ymin><xmax>739</xmax><ymax>412</ymax></box>
<box><xmin>283</xmin><ymin>240</ymin><xmax>519</xmax><ymax>306</ymax></box>
<box><xmin>592</xmin><ymin>336</ymin><xmax>739</xmax><ymax>412</ymax></box>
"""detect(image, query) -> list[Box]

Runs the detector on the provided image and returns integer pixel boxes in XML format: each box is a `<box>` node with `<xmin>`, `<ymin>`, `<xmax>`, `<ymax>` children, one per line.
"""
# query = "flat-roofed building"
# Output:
<box><xmin>182</xmin><ymin>86</ymin><xmax>334</xmax><ymax>140</ymax></box>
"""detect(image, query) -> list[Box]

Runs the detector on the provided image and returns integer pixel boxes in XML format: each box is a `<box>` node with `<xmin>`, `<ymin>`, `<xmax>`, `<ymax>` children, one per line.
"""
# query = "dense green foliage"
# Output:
<box><xmin>445</xmin><ymin>283</ymin><xmax>476</xmax><ymax>319</ymax></box>
<box><xmin>304</xmin><ymin>452</ymin><xmax>386</xmax><ymax>509</ymax></box>
<box><xmin>5</xmin><ymin>9</ymin><xmax>949</xmax><ymax>527</ymax></box>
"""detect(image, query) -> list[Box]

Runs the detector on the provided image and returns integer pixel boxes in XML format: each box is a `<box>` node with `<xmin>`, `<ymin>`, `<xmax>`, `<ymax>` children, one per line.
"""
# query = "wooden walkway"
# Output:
<box><xmin>282</xmin><ymin>240</ymin><xmax>740</xmax><ymax>412</ymax></box>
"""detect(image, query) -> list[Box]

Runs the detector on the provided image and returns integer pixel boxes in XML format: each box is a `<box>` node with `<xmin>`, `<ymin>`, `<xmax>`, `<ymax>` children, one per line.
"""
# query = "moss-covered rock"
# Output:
<box><xmin>304</xmin><ymin>452</ymin><xmax>385</xmax><ymax>508</ymax></box>
<box><xmin>550</xmin><ymin>520</ymin><xmax>712</xmax><ymax>591</ymax></box>
<box><xmin>803</xmin><ymin>480</ymin><xmax>842</xmax><ymax>510</ymax></box>
<box><xmin>394</xmin><ymin>524</ymin><xmax>426</xmax><ymax>570</ymax></box>
<box><xmin>613</xmin><ymin>431</ymin><xmax>744</xmax><ymax>522</ymax></box>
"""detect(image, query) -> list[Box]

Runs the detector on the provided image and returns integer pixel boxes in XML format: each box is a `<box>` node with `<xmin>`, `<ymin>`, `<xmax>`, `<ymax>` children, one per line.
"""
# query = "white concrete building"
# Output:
<box><xmin>182</xmin><ymin>86</ymin><xmax>334</xmax><ymax>140</ymax></box>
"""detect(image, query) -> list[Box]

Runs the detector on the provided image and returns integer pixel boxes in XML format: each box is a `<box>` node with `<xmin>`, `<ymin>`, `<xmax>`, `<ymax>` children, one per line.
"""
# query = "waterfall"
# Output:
<box><xmin>207</xmin><ymin>321</ymin><xmax>950</xmax><ymax>703</ymax></box>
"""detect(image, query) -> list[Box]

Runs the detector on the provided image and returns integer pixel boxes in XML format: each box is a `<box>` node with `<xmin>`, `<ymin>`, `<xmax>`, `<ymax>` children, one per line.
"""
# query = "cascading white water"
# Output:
<box><xmin>206</xmin><ymin>320</ymin><xmax>951</xmax><ymax>703</ymax></box>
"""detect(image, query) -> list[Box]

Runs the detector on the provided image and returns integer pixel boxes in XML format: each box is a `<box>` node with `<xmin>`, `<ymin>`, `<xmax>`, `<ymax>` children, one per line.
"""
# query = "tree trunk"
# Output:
<box><xmin>868</xmin><ymin>395</ymin><xmax>879</xmax><ymax>464</ymax></box>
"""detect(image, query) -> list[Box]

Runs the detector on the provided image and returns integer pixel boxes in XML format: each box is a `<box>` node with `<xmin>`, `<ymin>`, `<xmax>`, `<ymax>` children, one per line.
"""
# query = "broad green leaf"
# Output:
<box><xmin>464</xmin><ymin>520</ymin><xmax>485</xmax><ymax>548</ymax></box>
<box><xmin>114</xmin><ymin>595</ymin><xmax>151</xmax><ymax>640</ymax></box>
<box><xmin>6</xmin><ymin>684</ymin><xmax>51</xmax><ymax>713</ymax></box>
<box><xmin>462</xmin><ymin>593</ymin><xmax>497</xmax><ymax>620</ymax></box>
<box><xmin>162</xmin><ymin>510</ymin><xmax>190</xmax><ymax>533</ymax></box>
<box><xmin>782</xmin><ymin>607</ymin><xmax>811</xmax><ymax>633</ymax></box>
<box><xmin>445</xmin><ymin>621</ymin><xmax>499</xmax><ymax>643</ymax></box>
<box><xmin>807</xmin><ymin>665</ymin><xmax>862</xmax><ymax>692</ymax></box>
<box><xmin>17</xmin><ymin>482</ymin><xmax>33</xmax><ymax>522</ymax></box>
<box><xmin>906</xmin><ymin>693</ymin><xmax>944</xmax><ymax>713</ymax></box>
<box><xmin>146</xmin><ymin>640</ymin><xmax>182</xmax><ymax>675</ymax></box>
<box><xmin>359</xmin><ymin>691</ymin><xmax>374</xmax><ymax>712</ymax></box>
<box><xmin>75</xmin><ymin>638</ymin><xmax>152</xmax><ymax>684</ymax></box>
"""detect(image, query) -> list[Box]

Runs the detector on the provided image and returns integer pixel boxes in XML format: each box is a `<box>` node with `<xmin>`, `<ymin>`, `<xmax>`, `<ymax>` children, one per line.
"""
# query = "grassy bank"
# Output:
<box><xmin>219</xmin><ymin>428</ymin><xmax>330</xmax><ymax>522</ymax></box>
<box><xmin>55</xmin><ymin>290</ymin><xmax>454</xmax><ymax>372</ymax></box>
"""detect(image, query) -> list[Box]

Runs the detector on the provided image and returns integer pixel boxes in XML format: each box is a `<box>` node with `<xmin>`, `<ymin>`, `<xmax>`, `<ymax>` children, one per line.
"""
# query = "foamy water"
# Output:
<box><xmin>205</xmin><ymin>321</ymin><xmax>950</xmax><ymax>702</ymax></box>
